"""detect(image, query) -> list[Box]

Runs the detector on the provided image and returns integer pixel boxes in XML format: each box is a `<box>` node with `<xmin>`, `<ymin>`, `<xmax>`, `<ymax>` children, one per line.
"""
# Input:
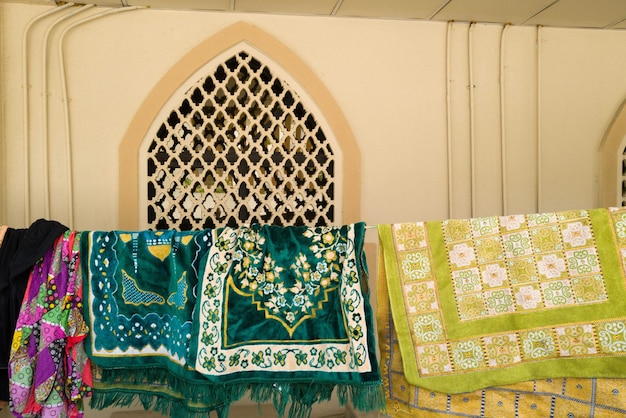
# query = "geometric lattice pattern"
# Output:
<box><xmin>440</xmin><ymin>211</ymin><xmax>606</xmax><ymax>320</ymax></box>
<box><xmin>146</xmin><ymin>50</ymin><xmax>335</xmax><ymax>230</ymax></box>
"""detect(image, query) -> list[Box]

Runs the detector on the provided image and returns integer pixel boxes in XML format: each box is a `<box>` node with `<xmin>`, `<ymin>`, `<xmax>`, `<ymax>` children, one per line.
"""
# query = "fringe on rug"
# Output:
<box><xmin>248</xmin><ymin>382</ymin><xmax>386</xmax><ymax>418</ymax></box>
<box><xmin>90</xmin><ymin>389</ymin><xmax>231</xmax><ymax>418</ymax></box>
<box><xmin>93</xmin><ymin>367</ymin><xmax>385</xmax><ymax>418</ymax></box>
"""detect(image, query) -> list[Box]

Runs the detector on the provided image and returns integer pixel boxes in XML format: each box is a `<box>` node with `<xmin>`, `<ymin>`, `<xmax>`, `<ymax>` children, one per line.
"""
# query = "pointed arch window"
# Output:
<box><xmin>119</xmin><ymin>23</ymin><xmax>360</xmax><ymax>230</ymax></box>
<box><xmin>144</xmin><ymin>50</ymin><xmax>336</xmax><ymax>230</ymax></box>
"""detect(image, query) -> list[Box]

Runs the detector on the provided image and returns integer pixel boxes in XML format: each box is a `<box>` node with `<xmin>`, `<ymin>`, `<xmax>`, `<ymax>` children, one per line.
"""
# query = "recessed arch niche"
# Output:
<box><xmin>599</xmin><ymin>97</ymin><xmax>626</xmax><ymax>208</ymax></box>
<box><xmin>119</xmin><ymin>22</ymin><xmax>360</xmax><ymax>230</ymax></box>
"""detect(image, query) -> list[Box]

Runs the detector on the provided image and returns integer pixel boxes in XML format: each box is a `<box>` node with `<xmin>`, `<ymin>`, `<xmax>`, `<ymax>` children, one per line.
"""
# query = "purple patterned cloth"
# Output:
<box><xmin>9</xmin><ymin>231</ymin><xmax>91</xmax><ymax>418</ymax></box>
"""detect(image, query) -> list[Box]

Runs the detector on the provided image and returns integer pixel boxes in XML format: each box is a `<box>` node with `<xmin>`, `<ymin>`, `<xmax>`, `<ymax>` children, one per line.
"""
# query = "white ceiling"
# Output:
<box><xmin>5</xmin><ymin>0</ymin><xmax>626</xmax><ymax>30</ymax></box>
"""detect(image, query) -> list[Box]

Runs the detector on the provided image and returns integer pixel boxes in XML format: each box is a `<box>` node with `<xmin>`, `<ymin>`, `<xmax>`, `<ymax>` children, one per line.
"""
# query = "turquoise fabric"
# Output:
<box><xmin>81</xmin><ymin>230</ymin><xmax>228</xmax><ymax>418</ymax></box>
<box><xmin>189</xmin><ymin>223</ymin><xmax>384</xmax><ymax>417</ymax></box>
<box><xmin>82</xmin><ymin>225</ymin><xmax>384</xmax><ymax>418</ymax></box>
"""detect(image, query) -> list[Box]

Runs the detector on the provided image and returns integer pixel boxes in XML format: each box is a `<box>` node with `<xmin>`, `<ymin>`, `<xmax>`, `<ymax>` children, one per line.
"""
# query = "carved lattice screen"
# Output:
<box><xmin>144</xmin><ymin>50</ymin><xmax>336</xmax><ymax>230</ymax></box>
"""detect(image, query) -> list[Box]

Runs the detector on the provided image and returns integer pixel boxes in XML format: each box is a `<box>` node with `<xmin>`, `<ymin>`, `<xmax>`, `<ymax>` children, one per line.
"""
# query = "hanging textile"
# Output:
<box><xmin>9</xmin><ymin>230</ymin><xmax>92</xmax><ymax>418</ymax></box>
<box><xmin>1</xmin><ymin>220</ymin><xmax>68</xmax><ymax>405</ymax></box>
<box><xmin>81</xmin><ymin>230</ymin><xmax>225</xmax><ymax>418</ymax></box>
<box><xmin>377</xmin><ymin>259</ymin><xmax>626</xmax><ymax>417</ymax></box>
<box><xmin>378</xmin><ymin>207</ymin><xmax>626</xmax><ymax>394</ymax></box>
<box><xmin>189</xmin><ymin>223</ymin><xmax>384</xmax><ymax>418</ymax></box>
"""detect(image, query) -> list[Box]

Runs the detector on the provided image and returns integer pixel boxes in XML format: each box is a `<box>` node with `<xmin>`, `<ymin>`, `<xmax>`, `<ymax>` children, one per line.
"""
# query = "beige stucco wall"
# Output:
<box><xmin>3</xmin><ymin>3</ymin><xmax>626</xmax><ymax>417</ymax></box>
<box><xmin>4</xmin><ymin>3</ymin><xmax>626</xmax><ymax>233</ymax></box>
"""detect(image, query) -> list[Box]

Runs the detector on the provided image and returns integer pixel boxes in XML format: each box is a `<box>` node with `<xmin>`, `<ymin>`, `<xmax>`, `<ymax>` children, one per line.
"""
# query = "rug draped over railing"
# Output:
<box><xmin>189</xmin><ymin>223</ymin><xmax>384</xmax><ymax>418</ymax></box>
<box><xmin>81</xmin><ymin>224</ymin><xmax>383</xmax><ymax>418</ymax></box>
<box><xmin>377</xmin><ymin>207</ymin><xmax>626</xmax><ymax>416</ymax></box>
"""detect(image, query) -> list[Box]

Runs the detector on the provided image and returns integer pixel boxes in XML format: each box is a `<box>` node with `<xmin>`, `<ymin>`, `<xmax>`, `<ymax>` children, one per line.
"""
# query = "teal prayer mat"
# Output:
<box><xmin>190</xmin><ymin>223</ymin><xmax>384</xmax><ymax>418</ymax></box>
<box><xmin>82</xmin><ymin>230</ymin><xmax>230</xmax><ymax>418</ymax></box>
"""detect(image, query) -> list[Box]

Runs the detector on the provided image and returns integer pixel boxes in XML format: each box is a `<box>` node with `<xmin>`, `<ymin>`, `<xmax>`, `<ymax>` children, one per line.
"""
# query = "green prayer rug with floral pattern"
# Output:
<box><xmin>378</xmin><ymin>207</ymin><xmax>626</xmax><ymax>393</ymax></box>
<box><xmin>189</xmin><ymin>223</ymin><xmax>384</xmax><ymax>418</ymax></box>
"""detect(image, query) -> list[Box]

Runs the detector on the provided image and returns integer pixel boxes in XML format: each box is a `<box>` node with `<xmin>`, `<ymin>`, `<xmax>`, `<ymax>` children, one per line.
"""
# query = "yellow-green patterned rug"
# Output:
<box><xmin>378</xmin><ymin>258</ymin><xmax>626</xmax><ymax>417</ymax></box>
<box><xmin>378</xmin><ymin>207</ymin><xmax>626</xmax><ymax>393</ymax></box>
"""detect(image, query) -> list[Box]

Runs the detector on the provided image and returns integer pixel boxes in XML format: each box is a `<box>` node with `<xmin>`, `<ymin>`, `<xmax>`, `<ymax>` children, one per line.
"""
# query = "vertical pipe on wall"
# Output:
<box><xmin>468</xmin><ymin>22</ymin><xmax>476</xmax><ymax>217</ymax></box>
<box><xmin>500</xmin><ymin>23</ymin><xmax>509</xmax><ymax>215</ymax></box>
<box><xmin>537</xmin><ymin>25</ymin><xmax>543</xmax><ymax>213</ymax></box>
<box><xmin>41</xmin><ymin>4</ymin><xmax>89</xmax><ymax>220</ymax></box>
<box><xmin>59</xmin><ymin>6</ymin><xmax>145</xmax><ymax>229</ymax></box>
<box><xmin>55</xmin><ymin>3</ymin><xmax>101</xmax><ymax>230</ymax></box>
<box><xmin>446</xmin><ymin>21</ymin><xmax>453</xmax><ymax>218</ymax></box>
<box><xmin>21</xmin><ymin>2</ymin><xmax>75</xmax><ymax>225</ymax></box>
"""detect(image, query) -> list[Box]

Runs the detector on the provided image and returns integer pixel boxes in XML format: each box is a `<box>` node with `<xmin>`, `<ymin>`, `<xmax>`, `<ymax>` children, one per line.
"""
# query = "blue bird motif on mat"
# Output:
<box><xmin>122</xmin><ymin>269</ymin><xmax>165</xmax><ymax>305</ymax></box>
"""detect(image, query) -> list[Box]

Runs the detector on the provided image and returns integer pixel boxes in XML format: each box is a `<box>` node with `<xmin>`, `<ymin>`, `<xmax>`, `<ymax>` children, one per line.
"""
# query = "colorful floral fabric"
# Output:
<box><xmin>378</xmin><ymin>208</ymin><xmax>626</xmax><ymax>393</ymax></box>
<box><xmin>9</xmin><ymin>231</ymin><xmax>92</xmax><ymax>418</ymax></box>
<box><xmin>189</xmin><ymin>223</ymin><xmax>384</xmax><ymax>418</ymax></box>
